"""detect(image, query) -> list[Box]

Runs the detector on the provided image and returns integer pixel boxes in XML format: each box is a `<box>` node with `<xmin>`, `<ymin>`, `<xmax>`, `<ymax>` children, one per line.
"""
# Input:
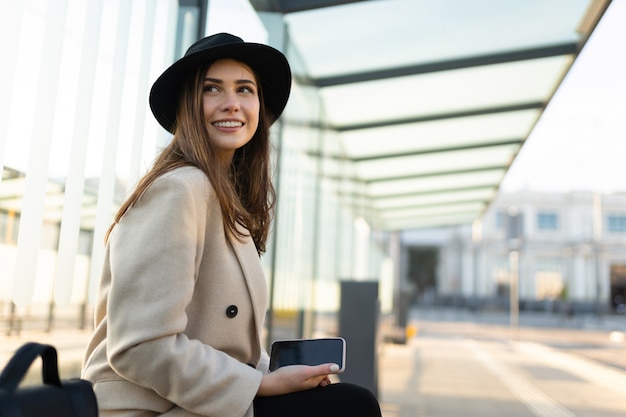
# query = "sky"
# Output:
<box><xmin>500</xmin><ymin>0</ymin><xmax>626</xmax><ymax>194</ymax></box>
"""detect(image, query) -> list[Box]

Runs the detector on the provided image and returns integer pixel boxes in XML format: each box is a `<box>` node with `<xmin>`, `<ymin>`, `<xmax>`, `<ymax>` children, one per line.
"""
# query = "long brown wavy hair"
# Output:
<box><xmin>105</xmin><ymin>60</ymin><xmax>276</xmax><ymax>254</ymax></box>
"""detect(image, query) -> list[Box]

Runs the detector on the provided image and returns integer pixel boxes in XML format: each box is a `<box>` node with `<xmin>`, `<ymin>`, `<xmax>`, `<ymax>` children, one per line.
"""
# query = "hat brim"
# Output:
<box><xmin>149</xmin><ymin>41</ymin><xmax>291</xmax><ymax>133</ymax></box>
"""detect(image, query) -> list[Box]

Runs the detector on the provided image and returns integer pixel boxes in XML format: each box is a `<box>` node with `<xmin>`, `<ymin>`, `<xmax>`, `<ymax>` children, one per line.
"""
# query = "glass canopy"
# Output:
<box><xmin>0</xmin><ymin>0</ymin><xmax>613</xmax><ymax>235</ymax></box>
<box><xmin>252</xmin><ymin>0</ymin><xmax>612</xmax><ymax>230</ymax></box>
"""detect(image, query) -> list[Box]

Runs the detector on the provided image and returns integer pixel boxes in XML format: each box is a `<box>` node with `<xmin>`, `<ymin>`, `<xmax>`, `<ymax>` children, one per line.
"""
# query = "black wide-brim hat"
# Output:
<box><xmin>149</xmin><ymin>32</ymin><xmax>292</xmax><ymax>133</ymax></box>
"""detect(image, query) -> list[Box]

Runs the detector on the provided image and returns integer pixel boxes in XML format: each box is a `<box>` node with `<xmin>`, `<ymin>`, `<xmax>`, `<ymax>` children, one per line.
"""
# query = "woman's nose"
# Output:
<box><xmin>221</xmin><ymin>92</ymin><xmax>240</xmax><ymax>112</ymax></box>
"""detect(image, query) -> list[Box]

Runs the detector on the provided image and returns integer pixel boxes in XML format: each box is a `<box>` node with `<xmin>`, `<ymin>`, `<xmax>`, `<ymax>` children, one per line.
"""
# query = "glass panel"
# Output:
<box><xmin>286</xmin><ymin>0</ymin><xmax>590</xmax><ymax>77</ymax></box>
<box><xmin>367</xmin><ymin>169</ymin><xmax>506</xmax><ymax>195</ymax></box>
<box><xmin>339</xmin><ymin>110</ymin><xmax>540</xmax><ymax>158</ymax></box>
<box><xmin>354</xmin><ymin>145</ymin><xmax>519</xmax><ymax>180</ymax></box>
<box><xmin>383</xmin><ymin>211</ymin><xmax>483</xmax><ymax>230</ymax></box>
<box><xmin>373</xmin><ymin>188</ymin><xmax>495</xmax><ymax>210</ymax></box>
<box><xmin>320</xmin><ymin>56</ymin><xmax>572</xmax><ymax>127</ymax></box>
<box><xmin>380</xmin><ymin>201</ymin><xmax>486</xmax><ymax>218</ymax></box>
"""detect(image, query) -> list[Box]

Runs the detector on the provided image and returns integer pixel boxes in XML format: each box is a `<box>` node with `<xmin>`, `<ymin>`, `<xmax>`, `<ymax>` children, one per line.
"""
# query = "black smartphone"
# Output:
<box><xmin>268</xmin><ymin>337</ymin><xmax>346</xmax><ymax>373</ymax></box>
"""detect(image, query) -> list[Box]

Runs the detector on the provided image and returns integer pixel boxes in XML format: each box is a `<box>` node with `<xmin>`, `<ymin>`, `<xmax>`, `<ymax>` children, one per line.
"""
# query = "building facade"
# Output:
<box><xmin>403</xmin><ymin>191</ymin><xmax>626</xmax><ymax>313</ymax></box>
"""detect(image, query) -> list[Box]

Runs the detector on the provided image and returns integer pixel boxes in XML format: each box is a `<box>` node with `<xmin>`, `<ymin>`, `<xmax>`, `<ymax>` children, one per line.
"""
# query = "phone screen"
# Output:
<box><xmin>269</xmin><ymin>337</ymin><xmax>346</xmax><ymax>372</ymax></box>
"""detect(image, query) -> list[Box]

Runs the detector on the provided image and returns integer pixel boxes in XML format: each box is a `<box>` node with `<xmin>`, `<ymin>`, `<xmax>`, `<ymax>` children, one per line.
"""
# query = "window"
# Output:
<box><xmin>175</xmin><ymin>0</ymin><xmax>208</xmax><ymax>59</ymax></box>
<box><xmin>495</xmin><ymin>210</ymin><xmax>505</xmax><ymax>229</ymax></box>
<box><xmin>537</xmin><ymin>211</ymin><xmax>558</xmax><ymax>230</ymax></box>
<box><xmin>0</xmin><ymin>210</ymin><xmax>19</xmax><ymax>244</ymax></box>
<box><xmin>607</xmin><ymin>215</ymin><xmax>626</xmax><ymax>232</ymax></box>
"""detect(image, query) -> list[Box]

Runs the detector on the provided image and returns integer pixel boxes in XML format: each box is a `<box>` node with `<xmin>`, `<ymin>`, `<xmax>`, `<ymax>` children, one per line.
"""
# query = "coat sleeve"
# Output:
<box><xmin>258</xmin><ymin>348</ymin><xmax>270</xmax><ymax>373</ymax></box>
<box><xmin>105</xmin><ymin>168</ymin><xmax>262</xmax><ymax>417</ymax></box>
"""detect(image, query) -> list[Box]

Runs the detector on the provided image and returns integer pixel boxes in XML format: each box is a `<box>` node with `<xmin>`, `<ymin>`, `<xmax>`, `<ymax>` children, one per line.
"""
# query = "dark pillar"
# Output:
<box><xmin>338</xmin><ymin>280</ymin><xmax>379</xmax><ymax>396</ymax></box>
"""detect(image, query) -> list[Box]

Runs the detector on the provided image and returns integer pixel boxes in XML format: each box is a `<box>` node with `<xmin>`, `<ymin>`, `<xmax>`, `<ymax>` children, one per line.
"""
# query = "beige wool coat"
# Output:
<box><xmin>82</xmin><ymin>166</ymin><xmax>269</xmax><ymax>417</ymax></box>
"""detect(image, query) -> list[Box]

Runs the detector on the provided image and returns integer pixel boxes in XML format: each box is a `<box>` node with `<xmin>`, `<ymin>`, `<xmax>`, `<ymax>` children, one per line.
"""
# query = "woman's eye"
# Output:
<box><xmin>240</xmin><ymin>86</ymin><xmax>255</xmax><ymax>94</ymax></box>
<box><xmin>203</xmin><ymin>85</ymin><xmax>218</xmax><ymax>93</ymax></box>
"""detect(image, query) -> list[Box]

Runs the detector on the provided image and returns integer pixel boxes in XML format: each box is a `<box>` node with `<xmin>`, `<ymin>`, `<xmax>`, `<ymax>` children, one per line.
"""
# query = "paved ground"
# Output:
<box><xmin>2</xmin><ymin>307</ymin><xmax>625</xmax><ymax>417</ymax></box>
<box><xmin>377</xmin><ymin>307</ymin><xmax>626</xmax><ymax>417</ymax></box>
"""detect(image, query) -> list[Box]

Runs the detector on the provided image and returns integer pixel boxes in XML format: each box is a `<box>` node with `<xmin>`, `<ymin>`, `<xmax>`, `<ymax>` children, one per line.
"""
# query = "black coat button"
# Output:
<box><xmin>226</xmin><ymin>305</ymin><xmax>238</xmax><ymax>318</ymax></box>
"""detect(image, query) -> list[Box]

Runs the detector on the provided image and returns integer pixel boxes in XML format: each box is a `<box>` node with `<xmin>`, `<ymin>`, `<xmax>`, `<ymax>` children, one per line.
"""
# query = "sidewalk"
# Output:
<box><xmin>377</xmin><ymin>307</ymin><xmax>626</xmax><ymax>417</ymax></box>
<box><xmin>2</xmin><ymin>307</ymin><xmax>625</xmax><ymax>417</ymax></box>
<box><xmin>0</xmin><ymin>328</ymin><xmax>93</xmax><ymax>385</ymax></box>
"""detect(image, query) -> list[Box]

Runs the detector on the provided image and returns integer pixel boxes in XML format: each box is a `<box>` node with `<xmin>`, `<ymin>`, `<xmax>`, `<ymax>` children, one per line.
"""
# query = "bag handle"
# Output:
<box><xmin>0</xmin><ymin>342</ymin><xmax>62</xmax><ymax>392</ymax></box>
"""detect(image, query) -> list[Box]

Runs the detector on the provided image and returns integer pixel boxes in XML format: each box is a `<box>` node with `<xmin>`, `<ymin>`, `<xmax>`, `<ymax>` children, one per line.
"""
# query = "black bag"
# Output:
<box><xmin>0</xmin><ymin>342</ymin><xmax>98</xmax><ymax>417</ymax></box>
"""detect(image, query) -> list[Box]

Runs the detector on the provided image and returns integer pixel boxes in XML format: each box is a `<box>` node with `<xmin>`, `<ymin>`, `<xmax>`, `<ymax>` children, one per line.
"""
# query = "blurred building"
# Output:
<box><xmin>402</xmin><ymin>191</ymin><xmax>626</xmax><ymax>314</ymax></box>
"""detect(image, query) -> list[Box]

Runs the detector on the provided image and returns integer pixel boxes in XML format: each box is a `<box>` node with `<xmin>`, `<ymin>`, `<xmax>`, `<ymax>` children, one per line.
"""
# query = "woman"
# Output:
<box><xmin>82</xmin><ymin>33</ymin><xmax>381</xmax><ymax>417</ymax></box>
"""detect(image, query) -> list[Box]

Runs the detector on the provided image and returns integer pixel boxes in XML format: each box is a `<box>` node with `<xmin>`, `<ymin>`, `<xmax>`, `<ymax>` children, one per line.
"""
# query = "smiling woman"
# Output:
<box><xmin>81</xmin><ymin>32</ymin><xmax>381</xmax><ymax>417</ymax></box>
<box><xmin>0</xmin><ymin>0</ymin><xmax>383</xmax><ymax>350</ymax></box>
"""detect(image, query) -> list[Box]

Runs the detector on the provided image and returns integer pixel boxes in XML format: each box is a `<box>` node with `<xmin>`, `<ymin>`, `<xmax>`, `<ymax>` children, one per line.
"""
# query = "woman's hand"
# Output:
<box><xmin>256</xmin><ymin>363</ymin><xmax>340</xmax><ymax>397</ymax></box>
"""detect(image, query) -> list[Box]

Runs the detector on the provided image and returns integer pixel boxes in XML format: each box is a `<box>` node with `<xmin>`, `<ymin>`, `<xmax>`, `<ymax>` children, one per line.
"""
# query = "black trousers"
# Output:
<box><xmin>253</xmin><ymin>383</ymin><xmax>382</xmax><ymax>417</ymax></box>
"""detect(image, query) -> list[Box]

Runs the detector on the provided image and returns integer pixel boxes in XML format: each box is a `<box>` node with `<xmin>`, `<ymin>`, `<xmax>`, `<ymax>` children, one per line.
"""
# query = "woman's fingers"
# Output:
<box><xmin>258</xmin><ymin>363</ymin><xmax>339</xmax><ymax>396</ymax></box>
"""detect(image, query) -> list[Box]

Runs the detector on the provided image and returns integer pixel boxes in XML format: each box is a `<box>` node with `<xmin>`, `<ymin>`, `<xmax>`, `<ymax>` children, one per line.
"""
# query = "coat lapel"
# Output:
<box><xmin>229</xmin><ymin>228</ymin><xmax>268</xmax><ymax>351</ymax></box>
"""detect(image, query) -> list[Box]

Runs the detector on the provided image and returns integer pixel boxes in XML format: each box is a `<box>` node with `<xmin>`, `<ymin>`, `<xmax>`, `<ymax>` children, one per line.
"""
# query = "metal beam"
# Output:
<box><xmin>323</xmin><ymin>165</ymin><xmax>507</xmax><ymax>184</ymax></box>
<box><xmin>379</xmin><ymin>198</ymin><xmax>489</xmax><ymax>213</ymax></box>
<box><xmin>352</xmin><ymin>138</ymin><xmax>523</xmax><ymax>162</ymax></box>
<box><xmin>335</xmin><ymin>102</ymin><xmax>544</xmax><ymax>132</ymax></box>
<box><xmin>364</xmin><ymin>165</ymin><xmax>508</xmax><ymax>184</ymax></box>
<box><xmin>250</xmin><ymin>0</ymin><xmax>367</xmax><ymax>13</ymax></box>
<box><xmin>370</xmin><ymin>183</ymin><xmax>497</xmax><ymax>200</ymax></box>
<box><xmin>307</xmin><ymin>138</ymin><xmax>523</xmax><ymax>162</ymax></box>
<box><xmin>314</xmin><ymin>43</ymin><xmax>578</xmax><ymax>87</ymax></box>
<box><xmin>283</xmin><ymin>101</ymin><xmax>543</xmax><ymax>132</ymax></box>
<box><xmin>329</xmin><ymin>183</ymin><xmax>497</xmax><ymax>202</ymax></box>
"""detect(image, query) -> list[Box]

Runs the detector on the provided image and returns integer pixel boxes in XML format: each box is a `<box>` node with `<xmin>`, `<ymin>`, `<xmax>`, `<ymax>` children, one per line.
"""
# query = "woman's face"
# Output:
<box><xmin>202</xmin><ymin>58</ymin><xmax>260</xmax><ymax>160</ymax></box>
